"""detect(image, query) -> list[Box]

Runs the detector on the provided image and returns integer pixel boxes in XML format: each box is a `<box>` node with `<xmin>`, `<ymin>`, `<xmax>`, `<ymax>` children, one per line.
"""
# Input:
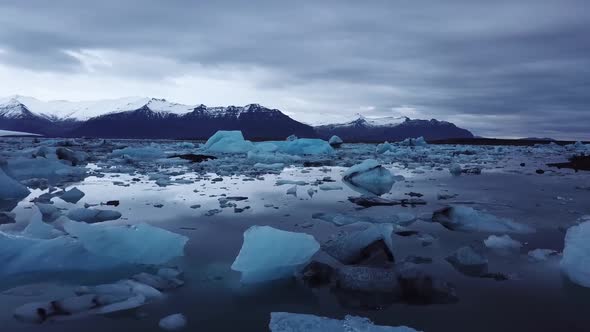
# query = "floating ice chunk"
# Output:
<box><xmin>231</xmin><ymin>226</ymin><xmax>320</xmax><ymax>283</ymax></box>
<box><xmin>273</xmin><ymin>138</ymin><xmax>334</xmax><ymax>155</ymax></box>
<box><xmin>342</xmin><ymin>159</ymin><xmax>394</xmax><ymax>196</ymax></box>
<box><xmin>398</xmin><ymin>136</ymin><xmax>428</xmax><ymax>147</ymax></box>
<box><xmin>111</xmin><ymin>146</ymin><xmax>166</xmax><ymax>160</ymax></box>
<box><xmin>319</xmin><ymin>184</ymin><xmax>343</xmax><ymax>191</ymax></box>
<box><xmin>446</xmin><ymin>246</ymin><xmax>488</xmax><ymax>276</ymax></box>
<box><xmin>56</xmin><ymin>147</ymin><xmax>89</xmax><ymax>166</ymax></box>
<box><xmin>248</xmin><ymin>151</ymin><xmax>301</xmax><ymax>164</ymax></box>
<box><xmin>269</xmin><ymin>312</ymin><xmax>420</xmax><ymax>332</ymax></box>
<box><xmin>23</xmin><ymin>207</ymin><xmax>63</xmax><ymax>239</ymax></box>
<box><xmin>254</xmin><ymin>162</ymin><xmax>285</xmax><ymax>171</ymax></box>
<box><xmin>35</xmin><ymin>203</ymin><xmax>61</xmax><ymax>221</ymax></box>
<box><xmin>322</xmin><ymin>224</ymin><xmax>394</xmax><ymax>265</ymax></box>
<box><xmin>203</xmin><ymin>130</ymin><xmax>254</xmax><ymax>153</ymax></box>
<box><xmin>59</xmin><ymin>187</ymin><xmax>85</xmax><ymax>203</ymax></box>
<box><xmin>67</xmin><ymin>208</ymin><xmax>122</xmax><ymax>223</ymax></box>
<box><xmin>528</xmin><ymin>249</ymin><xmax>559</xmax><ymax>262</ymax></box>
<box><xmin>64</xmin><ymin>221</ymin><xmax>188</xmax><ymax>265</ymax></box>
<box><xmin>307</xmin><ymin>188</ymin><xmax>315</xmax><ymax>198</ymax></box>
<box><xmin>286</xmin><ymin>134</ymin><xmax>298</xmax><ymax>141</ymax></box>
<box><xmin>328</xmin><ymin>135</ymin><xmax>343</xmax><ymax>147</ymax></box>
<box><xmin>376</xmin><ymin>141</ymin><xmax>395</xmax><ymax>154</ymax></box>
<box><xmin>159</xmin><ymin>313</ymin><xmax>187</xmax><ymax>331</ymax></box>
<box><xmin>4</xmin><ymin>157</ymin><xmax>85</xmax><ymax>182</ymax></box>
<box><xmin>449</xmin><ymin>163</ymin><xmax>462</xmax><ymax>176</ymax></box>
<box><xmin>276</xmin><ymin>180</ymin><xmax>308</xmax><ymax>186</ymax></box>
<box><xmin>0</xmin><ymin>167</ymin><xmax>29</xmax><ymax>201</ymax></box>
<box><xmin>432</xmin><ymin>206</ymin><xmax>534</xmax><ymax>233</ymax></box>
<box><xmin>286</xmin><ymin>185</ymin><xmax>298</xmax><ymax>196</ymax></box>
<box><xmin>561</xmin><ymin>221</ymin><xmax>590</xmax><ymax>287</ymax></box>
<box><xmin>483</xmin><ymin>235</ymin><xmax>522</xmax><ymax>252</ymax></box>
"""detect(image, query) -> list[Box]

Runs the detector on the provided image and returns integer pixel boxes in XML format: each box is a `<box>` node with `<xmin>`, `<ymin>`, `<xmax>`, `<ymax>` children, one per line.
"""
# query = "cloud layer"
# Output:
<box><xmin>0</xmin><ymin>0</ymin><xmax>588</xmax><ymax>139</ymax></box>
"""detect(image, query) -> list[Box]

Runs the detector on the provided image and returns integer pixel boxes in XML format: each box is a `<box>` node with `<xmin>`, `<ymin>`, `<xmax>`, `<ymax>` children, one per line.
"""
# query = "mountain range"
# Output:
<box><xmin>0</xmin><ymin>96</ymin><xmax>473</xmax><ymax>141</ymax></box>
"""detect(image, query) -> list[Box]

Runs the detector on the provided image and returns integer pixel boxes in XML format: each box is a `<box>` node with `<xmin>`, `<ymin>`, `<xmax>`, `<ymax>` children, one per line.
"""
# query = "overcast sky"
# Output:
<box><xmin>0</xmin><ymin>0</ymin><xmax>588</xmax><ymax>139</ymax></box>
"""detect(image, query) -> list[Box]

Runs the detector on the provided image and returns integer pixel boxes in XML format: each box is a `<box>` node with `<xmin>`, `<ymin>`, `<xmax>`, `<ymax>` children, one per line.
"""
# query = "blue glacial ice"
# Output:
<box><xmin>203</xmin><ymin>130</ymin><xmax>255</xmax><ymax>153</ymax></box>
<box><xmin>0</xmin><ymin>166</ymin><xmax>29</xmax><ymax>201</ymax></box>
<box><xmin>231</xmin><ymin>226</ymin><xmax>320</xmax><ymax>283</ymax></box>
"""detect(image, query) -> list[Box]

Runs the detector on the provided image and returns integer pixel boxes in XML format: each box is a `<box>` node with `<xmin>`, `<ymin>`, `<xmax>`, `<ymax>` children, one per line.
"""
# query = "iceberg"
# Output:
<box><xmin>432</xmin><ymin>206</ymin><xmax>534</xmax><ymax>233</ymax></box>
<box><xmin>376</xmin><ymin>141</ymin><xmax>395</xmax><ymax>154</ymax></box>
<box><xmin>561</xmin><ymin>221</ymin><xmax>590</xmax><ymax>287</ymax></box>
<box><xmin>231</xmin><ymin>226</ymin><xmax>320</xmax><ymax>283</ymax></box>
<box><xmin>342</xmin><ymin>159</ymin><xmax>395</xmax><ymax>196</ymax></box>
<box><xmin>0</xmin><ymin>167</ymin><xmax>29</xmax><ymax>201</ymax></box>
<box><xmin>273</xmin><ymin>138</ymin><xmax>334</xmax><ymax>155</ymax></box>
<box><xmin>328</xmin><ymin>135</ymin><xmax>343</xmax><ymax>147</ymax></box>
<box><xmin>269</xmin><ymin>312</ymin><xmax>420</xmax><ymax>332</ymax></box>
<box><xmin>203</xmin><ymin>130</ymin><xmax>254</xmax><ymax>153</ymax></box>
<box><xmin>67</xmin><ymin>208</ymin><xmax>122</xmax><ymax>223</ymax></box>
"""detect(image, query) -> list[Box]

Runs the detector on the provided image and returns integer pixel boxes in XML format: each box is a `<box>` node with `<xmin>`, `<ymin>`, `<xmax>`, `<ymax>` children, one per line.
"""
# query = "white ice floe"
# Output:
<box><xmin>561</xmin><ymin>221</ymin><xmax>590</xmax><ymax>287</ymax></box>
<box><xmin>231</xmin><ymin>226</ymin><xmax>320</xmax><ymax>283</ymax></box>
<box><xmin>342</xmin><ymin>159</ymin><xmax>394</xmax><ymax>196</ymax></box>
<box><xmin>269</xmin><ymin>312</ymin><xmax>420</xmax><ymax>332</ymax></box>
<box><xmin>328</xmin><ymin>135</ymin><xmax>343</xmax><ymax>147</ymax></box>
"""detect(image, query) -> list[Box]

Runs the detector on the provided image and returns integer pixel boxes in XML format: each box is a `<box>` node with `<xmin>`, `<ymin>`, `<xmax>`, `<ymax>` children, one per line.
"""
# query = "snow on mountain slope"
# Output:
<box><xmin>0</xmin><ymin>96</ymin><xmax>196</xmax><ymax>121</ymax></box>
<box><xmin>319</xmin><ymin>114</ymin><xmax>409</xmax><ymax>128</ymax></box>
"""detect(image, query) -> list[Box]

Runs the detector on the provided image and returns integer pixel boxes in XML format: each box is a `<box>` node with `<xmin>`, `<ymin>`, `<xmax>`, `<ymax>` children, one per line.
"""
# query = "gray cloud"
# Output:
<box><xmin>0</xmin><ymin>0</ymin><xmax>588</xmax><ymax>139</ymax></box>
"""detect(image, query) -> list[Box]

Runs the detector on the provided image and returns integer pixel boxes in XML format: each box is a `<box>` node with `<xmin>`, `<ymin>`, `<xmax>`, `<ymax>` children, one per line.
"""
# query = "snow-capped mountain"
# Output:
<box><xmin>315</xmin><ymin>114</ymin><xmax>474</xmax><ymax>142</ymax></box>
<box><xmin>0</xmin><ymin>96</ymin><xmax>315</xmax><ymax>139</ymax></box>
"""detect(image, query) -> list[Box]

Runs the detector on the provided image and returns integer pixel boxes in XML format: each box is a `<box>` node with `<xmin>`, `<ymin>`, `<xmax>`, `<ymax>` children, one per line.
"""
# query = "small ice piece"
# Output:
<box><xmin>59</xmin><ymin>187</ymin><xmax>85</xmax><ymax>203</ymax></box>
<box><xmin>307</xmin><ymin>188</ymin><xmax>315</xmax><ymax>198</ymax></box>
<box><xmin>269</xmin><ymin>312</ymin><xmax>420</xmax><ymax>332</ymax></box>
<box><xmin>328</xmin><ymin>135</ymin><xmax>343</xmax><ymax>148</ymax></box>
<box><xmin>56</xmin><ymin>147</ymin><xmax>88</xmax><ymax>166</ymax></box>
<box><xmin>111</xmin><ymin>146</ymin><xmax>166</xmax><ymax>160</ymax></box>
<box><xmin>0</xmin><ymin>167</ymin><xmax>30</xmax><ymax>201</ymax></box>
<box><xmin>342</xmin><ymin>159</ymin><xmax>395</xmax><ymax>196</ymax></box>
<box><xmin>528</xmin><ymin>248</ymin><xmax>559</xmax><ymax>262</ymax></box>
<box><xmin>231</xmin><ymin>226</ymin><xmax>320</xmax><ymax>283</ymax></box>
<box><xmin>432</xmin><ymin>206</ymin><xmax>534</xmax><ymax>233</ymax></box>
<box><xmin>203</xmin><ymin>130</ymin><xmax>254</xmax><ymax>153</ymax></box>
<box><xmin>254</xmin><ymin>162</ymin><xmax>285</xmax><ymax>170</ymax></box>
<box><xmin>67</xmin><ymin>208</ymin><xmax>122</xmax><ymax>223</ymax></box>
<box><xmin>286</xmin><ymin>134</ymin><xmax>298</xmax><ymax>141</ymax></box>
<box><xmin>159</xmin><ymin>313</ymin><xmax>187</xmax><ymax>331</ymax></box>
<box><xmin>64</xmin><ymin>221</ymin><xmax>188</xmax><ymax>265</ymax></box>
<box><xmin>446</xmin><ymin>246</ymin><xmax>488</xmax><ymax>277</ymax></box>
<box><xmin>319</xmin><ymin>184</ymin><xmax>343</xmax><ymax>191</ymax></box>
<box><xmin>483</xmin><ymin>235</ymin><xmax>522</xmax><ymax>253</ymax></box>
<box><xmin>449</xmin><ymin>163</ymin><xmax>462</xmax><ymax>176</ymax></box>
<box><xmin>275</xmin><ymin>180</ymin><xmax>308</xmax><ymax>186</ymax></box>
<box><xmin>286</xmin><ymin>185</ymin><xmax>298</xmax><ymax>196</ymax></box>
<box><xmin>561</xmin><ymin>221</ymin><xmax>590</xmax><ymax>287</ymax></box>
